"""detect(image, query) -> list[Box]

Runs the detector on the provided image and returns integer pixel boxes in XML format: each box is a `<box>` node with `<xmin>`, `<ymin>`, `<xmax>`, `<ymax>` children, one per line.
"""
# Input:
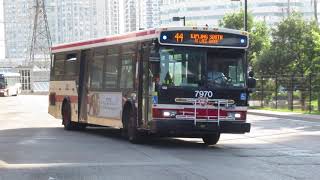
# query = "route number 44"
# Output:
<box><xmin>195</xmin><ymin>91</ymin><xmax>213</xmax><ymax>98</ymax></box>
<box><xmin>174</xmin><ymin>33</ymin><xmax>184</xmax><ymax>43</ymax></box>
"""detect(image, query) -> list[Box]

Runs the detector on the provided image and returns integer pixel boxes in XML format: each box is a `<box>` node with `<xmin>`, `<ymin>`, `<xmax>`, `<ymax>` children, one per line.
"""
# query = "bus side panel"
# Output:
<box><xmin>48</xmin><ymin>81</ymin><xmax>78</xmax><ymax>122</ymax></box>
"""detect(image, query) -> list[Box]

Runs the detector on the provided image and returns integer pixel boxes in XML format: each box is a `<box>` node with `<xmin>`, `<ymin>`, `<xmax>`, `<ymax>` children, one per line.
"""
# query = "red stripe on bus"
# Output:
<box><xmin>52</xmin><ymin>29</ymin><xmax>156</xmax><ymax>51</ymax></box>
<box><xmin>55</xmin><ymin>95</ymin><xmax>78</xmax><ymax>103</ymax></box>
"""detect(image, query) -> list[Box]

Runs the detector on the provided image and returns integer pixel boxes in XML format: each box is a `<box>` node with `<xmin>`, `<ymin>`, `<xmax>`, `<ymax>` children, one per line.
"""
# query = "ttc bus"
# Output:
<box><xmin>48</xmin><ymin>27</ymin><xmax>255</xmax><ymax>145</ymax></box>
<box><xmin>0</xmin><ymin>73</ymin><xmax>21</xmax><ymax>97</ymax></box>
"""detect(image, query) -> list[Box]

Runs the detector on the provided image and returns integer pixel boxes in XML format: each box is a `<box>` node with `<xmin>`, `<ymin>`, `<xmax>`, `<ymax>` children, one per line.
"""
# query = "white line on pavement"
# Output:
<box><xmin>0</xmin><ymin>161</ymin><xmax>189</xmax><ymax>169</ymax></box>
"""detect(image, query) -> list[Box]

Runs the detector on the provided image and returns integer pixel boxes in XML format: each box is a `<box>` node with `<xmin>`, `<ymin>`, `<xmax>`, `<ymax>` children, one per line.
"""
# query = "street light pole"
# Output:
<box><xmin>231</xmin><ymin>0</ymin><xmax>247</xmax><ymax>31</ymax></box>
<box><xmin>183</xmin><ymin>16</ymin><xmax>186</xmax><ymax>26</ymax></box>
<box><xmin>244</xmin><ymin>0</ymin><xmax>247</xmax><ymax>31</ymax></box>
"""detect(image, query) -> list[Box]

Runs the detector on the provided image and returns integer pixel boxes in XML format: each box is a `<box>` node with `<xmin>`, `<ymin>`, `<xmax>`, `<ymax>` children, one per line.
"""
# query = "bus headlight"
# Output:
<box><xmin>162</xmin><ymin>110</ymin><xmax>177</xmax><ymax>118</ymax></box>
<box><xmin>228</xmin><ymin>112</ymin><xmax>243</xmax><ymax>120</ymax></box>
<box><xmin>235</xmin><ymin>113</ymin><xmax>241</xmax><ymax>119</ymax></box>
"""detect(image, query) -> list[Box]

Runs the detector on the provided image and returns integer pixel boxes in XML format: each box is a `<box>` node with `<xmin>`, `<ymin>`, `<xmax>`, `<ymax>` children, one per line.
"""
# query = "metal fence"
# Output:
<box><xmin>250</xmin><ymin>74</ymin><xmax>320</xmax><ymax>112</ymax></box>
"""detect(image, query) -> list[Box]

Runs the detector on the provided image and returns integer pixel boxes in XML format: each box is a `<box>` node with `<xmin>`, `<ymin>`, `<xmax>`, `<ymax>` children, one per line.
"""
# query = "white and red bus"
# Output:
<box><xmin>0</xmin><ymin>73</ymin><xmax>21</xmax><ymax>97</ymax></box>
<box><xmin>49</xmin><ymin>27</ymin><xmax>255</xmax><ymax>145</ymax></box>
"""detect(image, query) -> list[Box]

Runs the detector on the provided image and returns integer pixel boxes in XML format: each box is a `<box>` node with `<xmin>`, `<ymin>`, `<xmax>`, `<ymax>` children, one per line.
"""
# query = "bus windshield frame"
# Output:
<box><xmin>158</xmin><ymin>46</ymin><xmax>246</xmax><ymax>89</ymax></box>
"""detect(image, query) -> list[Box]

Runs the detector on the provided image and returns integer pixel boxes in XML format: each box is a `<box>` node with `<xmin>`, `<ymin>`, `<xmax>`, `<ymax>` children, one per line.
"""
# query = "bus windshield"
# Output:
<box><xmin>207</xmin><ymin>49</ymin><xmax>245</xmax><ymax>88</ymax></box>
<box><xmin>159</xmin><ymin>47</ymin><xmax>245</xmax><ymax>88</ymax></box>
<box><xmin>159</xmin><ymin>47</ymin><xmax>205</xmax><ymax>87</ymax></box>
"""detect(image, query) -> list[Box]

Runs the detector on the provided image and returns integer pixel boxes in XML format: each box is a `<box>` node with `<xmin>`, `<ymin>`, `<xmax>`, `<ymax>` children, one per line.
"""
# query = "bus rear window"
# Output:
<box><xmin>54</xmin><ymin>59</ymin><xmax>64</xmax><ymax>76</ymax></box>
<box><xmin>65</xmin><ymin>53</ymin><xmax>78</xmax><ymax>76</ymax></box>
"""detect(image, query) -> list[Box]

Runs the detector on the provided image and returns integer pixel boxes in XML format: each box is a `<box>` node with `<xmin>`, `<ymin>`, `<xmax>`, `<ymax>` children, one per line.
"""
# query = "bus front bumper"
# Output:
<box><xmin>150</xmin><ymin>119</ymin><xmax>250</xmax><ymax>137</ymax></box>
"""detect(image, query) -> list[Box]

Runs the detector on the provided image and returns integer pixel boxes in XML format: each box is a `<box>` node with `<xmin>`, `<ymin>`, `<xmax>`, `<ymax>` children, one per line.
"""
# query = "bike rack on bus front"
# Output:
<box><xmin>175</xmin><ymin>98</ymin><xmax>235</xmax><ymax>127</ymax></box>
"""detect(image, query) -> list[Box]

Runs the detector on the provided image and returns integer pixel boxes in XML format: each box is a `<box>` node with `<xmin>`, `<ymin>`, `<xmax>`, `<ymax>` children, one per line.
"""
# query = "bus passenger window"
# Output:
<box><xmin>90</xmin><ymin>49</ymin><xmax>104</xmax><ymax>90</ymax></box>
<box><xmin>120</xmin><ymin>44</ymin><xmax>135</xmax><ymax>89</ymax></box>
<box><xmin>105</xmin><ymin>47</ymin><xmax>119</xmax><ymax>89</ymax></box>
<box><xmin>120</xmin><ymin>54</ymin><xmax>134</xmax><ymax>89</ymax></box>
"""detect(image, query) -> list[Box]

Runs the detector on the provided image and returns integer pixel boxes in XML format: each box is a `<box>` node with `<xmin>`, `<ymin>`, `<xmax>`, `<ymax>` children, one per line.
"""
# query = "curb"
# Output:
<box><xmin>248</xmin><ymin>111</ymin><xmax>320</xmax><ymax>121</ymax></box>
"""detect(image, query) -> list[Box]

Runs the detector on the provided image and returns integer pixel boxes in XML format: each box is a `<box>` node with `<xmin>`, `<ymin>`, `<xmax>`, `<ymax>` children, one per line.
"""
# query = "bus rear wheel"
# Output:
<box><xmin>127</xmin><ymin>108</ymin><xmax>142</xmax><ymax>143</ymax></box>
<box><xmin>202</xmin><ymin>133</ymin><xmax>220</xmax><ymax>145</ymax></box>
<box><xmin>62</xmin><ymin>102</ymin><xmax>76</xmax><ymax>130</ymax></box>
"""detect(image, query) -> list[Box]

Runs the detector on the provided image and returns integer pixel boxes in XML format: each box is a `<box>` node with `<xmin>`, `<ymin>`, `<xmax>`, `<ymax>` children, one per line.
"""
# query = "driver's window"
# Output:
<box><xmin>227</xmin><ymin>59</ymin><xmax>244</xmax><ymax>85</ymax></box>
<box><xmin>207</xmin><ymin>57</ymin><xmax>227</xmax><ymax>81</ymax></box>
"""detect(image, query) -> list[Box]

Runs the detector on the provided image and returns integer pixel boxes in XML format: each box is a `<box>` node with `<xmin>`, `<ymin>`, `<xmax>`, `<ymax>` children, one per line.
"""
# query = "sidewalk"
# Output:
<box><xmin>248</xmin><ymin>109</ymin><xmax>320</xmax><ymax>121</ymax></box>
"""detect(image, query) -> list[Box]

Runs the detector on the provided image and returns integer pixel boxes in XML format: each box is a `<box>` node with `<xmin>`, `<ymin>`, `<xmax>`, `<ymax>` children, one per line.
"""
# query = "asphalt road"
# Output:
<box><xmin>0</xmin><ymin>95</ymin><xmax>319</xmax><ymax>180</ymax></box>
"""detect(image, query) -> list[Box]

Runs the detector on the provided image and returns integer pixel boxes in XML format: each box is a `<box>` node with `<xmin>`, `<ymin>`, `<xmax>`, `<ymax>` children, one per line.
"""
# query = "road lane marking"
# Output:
<box><xmin>0</xmin><ymin>161</ymin><xmax>189</xmax><ymax>169</ymax></box>
<box><xmin>249</xmin><ymin>114</ymin><xmax>320</xmax><ymax>125</ymax></box>
<box><xmin>258</xmin><ymin>117</ymin><xmax>320</xmax><ymax>124</ymax></box>
<box><xmin>0</xmin><ymin>160</ymin><xmax>8</xmax><ymax>168</ymax></box>
<box><xmin>278</xmin><ymin>118</ymin><xmax>320</xmax><ymax>125</ymax></box>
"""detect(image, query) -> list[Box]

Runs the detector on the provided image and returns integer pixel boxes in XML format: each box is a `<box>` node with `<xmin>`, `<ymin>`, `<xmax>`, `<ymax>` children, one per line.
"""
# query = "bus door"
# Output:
<box><xmin>139</xmin><ymin>42</ymin><xmax>153</xmax><ymax>127</ymax></box>
<box><xmin>78</xmin><ymin>49</ymin><xmax>91</xmax><ymax>122</ymax></box>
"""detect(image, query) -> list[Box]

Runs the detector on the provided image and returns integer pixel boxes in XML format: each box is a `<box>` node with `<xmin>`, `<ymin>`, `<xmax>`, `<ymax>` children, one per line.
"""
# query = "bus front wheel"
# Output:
<box><xmin>202</xmin><ymin>133</ymin><xmax>220</xmax><ymax>145</ymax></box>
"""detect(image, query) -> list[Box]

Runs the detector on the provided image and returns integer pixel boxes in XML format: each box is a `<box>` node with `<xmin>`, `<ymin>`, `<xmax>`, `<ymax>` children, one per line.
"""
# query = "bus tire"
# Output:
<box><xmin>202</xmin><ymin>133</ymin><xmax>220</xmax><ymax>145</ymax></box>
<box><xmin>62</xmin><ymin>101</ymin><xmax>76</xmax><ymax>130</ymax></box>
<box><xmin>121</xmin><ymin>107</ymin><xmax>128</xmax><ymax>138</ymax></box>
<box><xmin>121</xmin><ymin>102</ymin><xmax>134</xmax><ymax>138</ymax></box>
<box><xmin>77</xmin><ymin>123</ymin><xmax>87</xmax><ymax>131</ymax></box>
<box><xmin>127</xmin><ymin>108</ymin><xmax>142</xmax><ymax>143</ymax></box>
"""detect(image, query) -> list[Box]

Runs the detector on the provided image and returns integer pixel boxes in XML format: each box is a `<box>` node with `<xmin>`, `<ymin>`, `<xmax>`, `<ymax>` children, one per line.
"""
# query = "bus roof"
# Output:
<box><xmin>51</xmin><ymin>27</ymin><xmax>249</xmax><ymax>53</ymax></box>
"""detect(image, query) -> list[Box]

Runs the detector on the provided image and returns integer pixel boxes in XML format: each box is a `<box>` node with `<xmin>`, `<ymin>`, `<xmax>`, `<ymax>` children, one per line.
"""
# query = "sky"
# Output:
<box><xmin>0</xmin><ymin>0</ymin><xmax>5</xmax><ymax>60</ymax></box>
<box><xmin>119</xmin><ymin>0</ymin><xmax>124</xmax><ymax>34</ymax></box>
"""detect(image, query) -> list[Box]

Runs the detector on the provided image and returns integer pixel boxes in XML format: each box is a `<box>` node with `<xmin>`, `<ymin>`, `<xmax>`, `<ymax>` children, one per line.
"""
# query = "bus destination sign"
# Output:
<box><xmin>159</xmin><ymin>30</ymin><xmax>248</xmax><ymax>47</ymax></box>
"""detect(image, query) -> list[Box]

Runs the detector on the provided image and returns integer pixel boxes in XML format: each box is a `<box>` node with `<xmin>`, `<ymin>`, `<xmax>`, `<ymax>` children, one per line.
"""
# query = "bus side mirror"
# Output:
<box><xmin>247</xmin><ymin>71</ymin><xmax>256</xmax><ymax>90</ymax></box>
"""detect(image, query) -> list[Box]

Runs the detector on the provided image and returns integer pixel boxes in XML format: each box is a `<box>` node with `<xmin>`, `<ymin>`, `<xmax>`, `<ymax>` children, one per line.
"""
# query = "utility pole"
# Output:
<box><xmin>20</xmin><ymin>0</ymin><xmax>52</xmax><ymax>92</ymax></box>
<box><xmin>27</xmin><ymin>0</ymin><xmax>52</xmax><ymax>68</ymax></box>
<box><xmin>231</xmin><ymin>0</ymin><xmax>247</xmax><ymax>31</ymax></box>
<box><xmin>314</xmin><ymin>0</ymin><xmax>318</xmax><ymax>24</ymax></box>
<box><xmin>287</xmin><ymin>0</ymin><xmax>291</xmax><ymax>16</ymax></box>
<box><xmin>244</xmin><ymin>0</ymin><xmax>247</xmax><ymax>31</ymax></box>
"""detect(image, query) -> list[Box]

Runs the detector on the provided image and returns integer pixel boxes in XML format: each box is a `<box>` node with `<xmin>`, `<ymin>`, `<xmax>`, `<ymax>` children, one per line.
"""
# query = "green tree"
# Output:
<box><xmin>311</xmin><ymin>0</ymin><xmax>318</xmax><ymax>24</ymax></box>
<box><xmin>219</xmin><ymin>10</ymin><xmax>253</xmax><ymax>31</ymax></box>
<box><xmin>257</xmin><ymin>13</ymin><xmax>318</xmax><ymax>75</ymax></box>
<box><xmin>219</xmin><ymin>10</ymin><xmax>270</xmax><ymax>66</ymax></box>
<box><xmin>256</xmin><ymin>13</ymin><xmax>319</xmax><ymax>110</ymax></box>
<box><xmin>311</xmin><ymin>29</ymin><xmax>320</xmax><ymax>111</ymax></box>
<box><xmin>311</xmin><ymin>29</ymin><xmax>320</xmax><ymax>72</ymax></box>
<box><xmin>249</xmin><ymin>21</ymin><xmax>271</xmax><ymax>67</ymax></box>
